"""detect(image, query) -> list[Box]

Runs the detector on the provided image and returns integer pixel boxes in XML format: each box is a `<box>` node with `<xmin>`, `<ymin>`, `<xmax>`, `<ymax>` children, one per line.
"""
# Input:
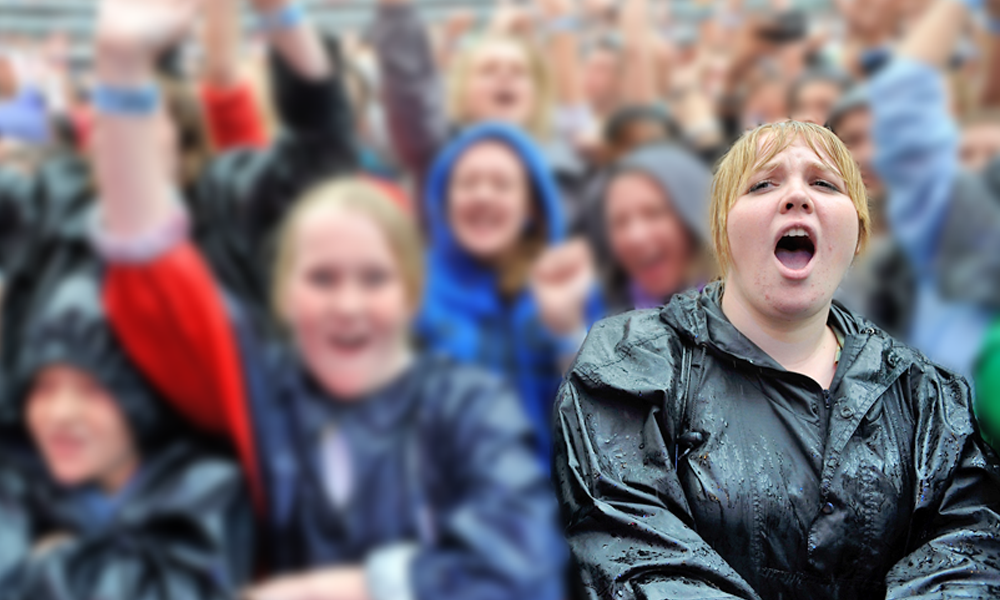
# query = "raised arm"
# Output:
<box><xmin>92</xmin><ymin>0</ymin><xmax>264</xmax><ymax>508</ymax></box>
<box><xmin>618</xmin><ymin>0</ymin><xmax>659</xmax><ymax>106</ymax></box>
<box><xmin>199</xmin><ymin>0</ymin><xmax>268</xmax><ymax>149</ymax></box>
<box><xmin>371</xmin><ymin>0</ymin><xmax>450</xmax><ymax>180</ymax></box>
<box><xmin>980</xmin><ymin>0</ymin><xmax>1000</xmax><ymax>107</ymax></box>
<box><xmin>870</xmin><ymin>0</ymin><xmax>970</xmax><ymax>274</ymax></box>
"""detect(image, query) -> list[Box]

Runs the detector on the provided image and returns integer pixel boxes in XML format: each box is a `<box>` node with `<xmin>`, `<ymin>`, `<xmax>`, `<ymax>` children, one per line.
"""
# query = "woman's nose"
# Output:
<box><xmin>779</xmin><ymin>181</ymin><xmax>814</xmax><ymax>214</ymax></box>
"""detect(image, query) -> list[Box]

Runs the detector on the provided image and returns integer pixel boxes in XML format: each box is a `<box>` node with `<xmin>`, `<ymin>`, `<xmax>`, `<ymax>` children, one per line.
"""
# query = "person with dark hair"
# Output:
<box><xmin>593</xmin><ymin>143</ymin><xmax>713</xmax><ymax>312</ymax></box>
<box><xmin>0</xmin><ymin>268</ymin><xmax>252</xmax><ymax>600</ymax></box>
<box><xmin>788</xmin><ymin>68</ymin><xmax>853</xmax><ymax>126</ymax></box>
<box><xmin>601</xmin><ymin>104</ymin><xmax>680</xmax><ymax>162</ymax></box>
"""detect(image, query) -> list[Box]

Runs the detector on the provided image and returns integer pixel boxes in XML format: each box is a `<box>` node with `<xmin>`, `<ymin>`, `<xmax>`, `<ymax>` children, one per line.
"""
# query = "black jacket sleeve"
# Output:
<box><xmin>409</xmin><ymin>372</ymin><xmax>566</xmax><ymax>600</ymax></box>
<box><xmin>553</xmin><ymin>318</ymin><xmax>760</xmax><ymax>600</ymax></box>
<box><xmin>0</xmin><ymin>463</ymin><xmax>31</xmax><ymax>586</ymax></box>
<box><xmin>188</xmin><ymin>41</ymin><xmax>357</xmax><ymax>324</ymax></box>
<box><xmin>3</xmin><ymin>452</ymin><xmax>253</xmax><ymax>600</ymax></box>
<box><xmin>0</xmin><ymin>168</ymin><xmax>37</xmax><ymax>282</ymax></box>
<box><xmin>884</xmin><ymin>365</ymin><xmax>1000</xmax><ymax>598</ymax></box>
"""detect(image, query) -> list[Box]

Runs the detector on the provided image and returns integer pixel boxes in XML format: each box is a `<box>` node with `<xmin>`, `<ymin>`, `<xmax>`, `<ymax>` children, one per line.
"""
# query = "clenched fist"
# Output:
<box><xmin>531</xmin><ymin>238</ymin><xmax>597</xmax><ymax>336</ymax></box>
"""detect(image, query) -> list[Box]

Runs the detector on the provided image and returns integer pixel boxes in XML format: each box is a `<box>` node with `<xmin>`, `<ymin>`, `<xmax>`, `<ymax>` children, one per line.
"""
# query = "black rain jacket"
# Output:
<box><xmin>554</xmin><ymin>282</ymin><xmax>1000</xmax><ymax>600</ymax></box>
<box><xmin>0</xmin><ymin>441</ymin><xmax>252</xmax><ymax>600</ymax></box>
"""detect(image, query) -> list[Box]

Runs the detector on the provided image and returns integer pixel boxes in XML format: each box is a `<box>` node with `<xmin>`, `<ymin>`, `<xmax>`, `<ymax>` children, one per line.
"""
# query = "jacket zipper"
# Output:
<box><xmin>823</xmin><ymin>389</ymin><xmax>831</xmax><ymax>410</ymax></box>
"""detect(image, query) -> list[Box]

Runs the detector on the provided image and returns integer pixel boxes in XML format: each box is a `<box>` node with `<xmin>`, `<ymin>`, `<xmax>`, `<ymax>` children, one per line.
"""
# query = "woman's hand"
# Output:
<box><xmin>242</xmin><ymin>568</ymin><xmax>370</xmax><ymax>600</ymax></box>
<box><xmin>95</xmin><ymin>0</ymin><xmax>200</xmax><ymax>67</ymax></box>
<box><xmin>532</xmin><ymin>238</ymin><xmax>597</xmax><ymax>337</ymax></box>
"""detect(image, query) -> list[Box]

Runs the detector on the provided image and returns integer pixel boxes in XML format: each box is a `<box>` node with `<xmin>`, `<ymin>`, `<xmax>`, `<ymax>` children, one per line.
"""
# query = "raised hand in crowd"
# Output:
<box><xmin>531</xmin><ymin>237</ymin><xmax>597</xmax><ymax>339</ymax></box>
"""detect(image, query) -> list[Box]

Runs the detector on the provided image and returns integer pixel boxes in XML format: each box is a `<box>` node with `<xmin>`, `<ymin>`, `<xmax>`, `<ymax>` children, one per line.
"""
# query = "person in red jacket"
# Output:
<box><xmin>86</xmin><ymin>2</ymin><xmax>567</xmax><ymax>600</ymax></box>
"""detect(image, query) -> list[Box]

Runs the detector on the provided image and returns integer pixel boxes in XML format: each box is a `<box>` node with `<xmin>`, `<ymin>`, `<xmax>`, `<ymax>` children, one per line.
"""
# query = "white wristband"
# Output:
<box><xmin>90</xmin><ymin>203</ymin><xmax>189</xmax><ymax>264</ymax></box>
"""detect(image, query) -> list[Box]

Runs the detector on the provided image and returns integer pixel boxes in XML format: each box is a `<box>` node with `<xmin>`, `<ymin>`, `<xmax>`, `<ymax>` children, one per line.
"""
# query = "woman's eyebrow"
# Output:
<box><xmin>807</xmin><ymin>161</ymin><xmax>845</xmax><ymax>182</ymax></box>
<box><xmin>750</xmin><ymin>162</ymin><xmax>780</xmax><ymax>177</ymax></box>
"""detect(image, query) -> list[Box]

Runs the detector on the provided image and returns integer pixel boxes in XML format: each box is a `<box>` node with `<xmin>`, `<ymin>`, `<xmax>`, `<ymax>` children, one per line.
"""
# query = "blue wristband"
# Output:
<box><xmin>92</xmin><ymin>83</ymin><xmax>160</xmax><ymax>116</ymax></box>
<box><xmin>543</xmin><ymin>15</ymin><xmax>580</xmax><ymax>36</ymax></box>
<box><xmin>256</xmin><ymin>3</ymin><xmax>307</xmax><ymax>34</ymax></box>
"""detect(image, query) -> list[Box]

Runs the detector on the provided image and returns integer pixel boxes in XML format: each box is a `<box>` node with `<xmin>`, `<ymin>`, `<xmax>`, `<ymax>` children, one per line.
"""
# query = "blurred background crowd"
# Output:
<box><xmin>0</xmin><ymin>0</ymin><xmax>998</xmax><ymax>598</ymax></box>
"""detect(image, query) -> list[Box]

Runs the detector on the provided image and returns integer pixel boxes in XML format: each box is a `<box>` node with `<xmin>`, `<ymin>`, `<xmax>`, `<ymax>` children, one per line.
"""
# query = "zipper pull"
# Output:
<box><xmin>823</xmin><ymin>389</ymin><xmax>831</xmax><ymax>410</ymax></box>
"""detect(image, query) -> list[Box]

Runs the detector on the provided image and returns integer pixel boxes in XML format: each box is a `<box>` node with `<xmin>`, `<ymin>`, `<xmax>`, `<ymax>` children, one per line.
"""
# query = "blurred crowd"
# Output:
<box><xmin>0</xmin><ymin>0</ymin><xmax>998</xmax><ymax>598</ymax></box>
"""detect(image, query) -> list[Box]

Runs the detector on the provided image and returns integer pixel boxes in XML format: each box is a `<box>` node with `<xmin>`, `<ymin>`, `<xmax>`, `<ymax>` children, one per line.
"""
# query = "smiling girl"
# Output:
<box><xmin>555</xmin><ymin>120</ymin><xmax>1000</xmax><ymax>599</ymax></box>
<box><xmin>85</xmin><ymin>3</ymin><xmax>565</xmax><ymax>598</ymax></box>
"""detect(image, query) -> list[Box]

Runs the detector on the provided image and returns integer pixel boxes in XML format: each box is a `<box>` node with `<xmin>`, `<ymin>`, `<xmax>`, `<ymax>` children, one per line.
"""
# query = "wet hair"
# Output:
<box><xmin>271</xmin><ymin>178</ymin><xmax>425</xmax><ymax>319</ymax></box>
<box><xmin>710</xmin><ymin>121</ymin><xmax>871</xmax><ymax>274</ymax></box>
<box><xmin>446</xmin><ymin>35</ymin><xmax>554</xmax><ymax>139</ymax></box>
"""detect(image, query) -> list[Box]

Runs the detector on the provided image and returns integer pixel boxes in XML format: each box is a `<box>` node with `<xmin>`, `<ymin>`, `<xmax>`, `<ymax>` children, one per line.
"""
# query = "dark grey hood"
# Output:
<box><xmin>609</xmin><ymin>143</ymin><xmax>713</xmax><ymax>245</ymax></box>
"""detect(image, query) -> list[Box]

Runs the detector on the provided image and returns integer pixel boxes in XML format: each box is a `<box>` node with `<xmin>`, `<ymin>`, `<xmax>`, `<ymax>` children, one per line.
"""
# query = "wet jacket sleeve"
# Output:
<box><xmin>103</xmin><ymin>242</ymin><xmax>264</xmax><ymax>509</ymax></box>
<box><xmin>0</xmin><ymin>169</ymin><xmax>34</xmax><ymax>281</ymax></box>
<box><xmin>190</xmin><ymin>44</ymin><xmax>356</xmax><ymax>314</ymax></box>
<box><xmin>200</xmin><ymin>80</ymin><xmax>268</xmax><ymax>151</ymax></box>
<box><xmin>371</xmin><ymin>2</ymin><xmax>449</xmax><ymax>179</ymax></box>
<box><xmin>0</xmin><ymin>464</ymin><xmax>31</xmax><ymax>588</ymax></box>
<box><xmin>553</xmin><ymin>369</ymin><xmax>760</xmax><ymax>600</ymax></box>
<box><xmin>884</xmin><ymin>365</ymin><xmax>1000</xmax><ymax>599</ymax></box>
<box><xmin>409</xmin><ymin>377</ymin><xmax>566</xmax><ymax>600</ymax></box>
<box><xmin>871</xmin><ymin>58</ymin><xmax>959</xmax><ymax>276</ymax></box>
<box><xmin>4</xmin><ymin>460</ymin><xmax>252</xmax><ymax>600</ymax></box>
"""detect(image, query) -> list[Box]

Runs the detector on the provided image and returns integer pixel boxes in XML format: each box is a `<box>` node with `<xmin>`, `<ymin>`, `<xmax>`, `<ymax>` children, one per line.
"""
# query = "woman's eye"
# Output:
<box><xmin>360</xmin><ymin>268</ymin><xmax>391</xmax><ymax>288</ymax></box>
<box><xmin>748</xmin><ymin>180</ymin><xmax>773</xmax><ymax>193</ymax></box>
<box><xmin>307</xmin><ymin>268</ymin><xmax>337</xmax><ymax>288</ymax></box>
<box><xmin>814</xmin><ymin>180</ymin><xmax>840</xmax><ymax>192</ymax></box>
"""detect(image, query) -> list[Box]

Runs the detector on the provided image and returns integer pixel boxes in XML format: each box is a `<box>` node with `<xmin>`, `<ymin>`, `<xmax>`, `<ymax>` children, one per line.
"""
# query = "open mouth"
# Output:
<box><xmin>774</xmin><ymin>227</ymin><xmax>816</xmax><ymax>272</ymax></box>
<box><xmin>327</xmin><ymin>332</ymin><xmax>372</xmax><ymax>355</ymax></box>
<box><xmin>463</xmin><ymin>207</ymin><xmax>505</xmax><ymax>233</ymax></box>
<box><xmin>493</xmin><ymin>89</ymin><xmax>519</xmax><ymax>110</ymax></box>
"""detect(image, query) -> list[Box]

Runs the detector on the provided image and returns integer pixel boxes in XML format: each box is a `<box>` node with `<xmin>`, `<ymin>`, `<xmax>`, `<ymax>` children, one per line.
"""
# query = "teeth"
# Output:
<box><xmin>784</xmin><ymin>227</ymin><xmax>809</xmax><ymax>238</ymax></box>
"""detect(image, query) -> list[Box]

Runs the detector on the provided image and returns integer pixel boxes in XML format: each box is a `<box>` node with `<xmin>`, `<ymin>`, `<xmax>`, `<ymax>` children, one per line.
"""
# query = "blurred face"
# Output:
<box><xmin>836</xmin><ymin>108</ymin><xmax>882</xmax><ymax>199</ymax></box>
<box><xmin>448</xmin><ymin>141</ymin><xmax>532</xmax><ymax>262</ymax></box>
<box><xmin>463</xmin><ymin>41</ymin><xmax>536</xmax><ymax>127</ymax></box>
<box><xmin>606</xmin><ymin>173</ymin><xmax>696</xmax><ymax>299</ymax></box>
<box><xmin>583</xmin><ymin>49</ymin><xmax>620</xmax><ymax>116</ymax></box>
<box><xmin>791</xmin><ymin>80</ymin><xmax>843</xmax><ymax>126</ymax></box>
<box><xmin>280</xmin><ymin>207</ymin><xmax>412</xmax><ymax>399</ymax></box>
<box><xmin>743</xmin><ymin>80</ymin><xmax>788</xmax><ymax>130</ymax></box>
<box><xmin>27</xmin><ymin>366</ymin><xmax>138</xmax><ymax>492</ymax></box>
<box><xmin>961</xmin><ymin>122</ymin><xmax>1000</xmax><ymax>172</ymax></box>
<box><xmin>725</xmin><ymin>138</ymin><xmax>860</xmax><ymax>320</ymax></box>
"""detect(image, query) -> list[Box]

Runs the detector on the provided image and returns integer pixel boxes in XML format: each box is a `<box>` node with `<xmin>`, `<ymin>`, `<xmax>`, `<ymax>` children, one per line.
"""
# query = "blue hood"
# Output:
<box><xmin>424</xmin><ymin>122</ymin><xmax>566</xmax><ymax>265</ymax></box>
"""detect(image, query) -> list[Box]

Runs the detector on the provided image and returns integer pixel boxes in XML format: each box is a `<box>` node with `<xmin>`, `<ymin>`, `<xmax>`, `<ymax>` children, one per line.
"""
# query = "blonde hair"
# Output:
<box><xmin>446</xmin><ymin>35</ymin><xmax>554</xmax><ymax>139</ymax></box>
<box><xmin>271</xmin><ymin>178</ymin><xmax>425</xmax><ymax>318</ymax></box>
<box><xmin>710</xmin><ymin>121</ymin><xmax>871</xmax><ymax>274</ymax></box>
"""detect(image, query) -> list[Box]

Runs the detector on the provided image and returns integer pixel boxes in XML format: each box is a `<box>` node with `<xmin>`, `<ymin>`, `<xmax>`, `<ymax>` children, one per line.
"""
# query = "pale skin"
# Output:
<box><xmin>93</xmin><ymin>1</ymin><xmax>368</xmax><ymax>598</ymax></box>
<box><xmin>721</xmin><ymin>139</ymin><xmax>861</xmax><ymax>390</ymax></box>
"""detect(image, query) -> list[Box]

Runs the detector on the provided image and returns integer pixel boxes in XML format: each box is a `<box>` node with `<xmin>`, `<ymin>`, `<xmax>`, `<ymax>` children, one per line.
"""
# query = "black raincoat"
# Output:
<box><xmin>0</xmin><ymin>271</ymin><xmax>253</xmax><ymax>600</ymax></box>
<box><xmin>554</xmin><ymin>283</ymin><xmax>1000</xmax><ymax>599</ymax></box>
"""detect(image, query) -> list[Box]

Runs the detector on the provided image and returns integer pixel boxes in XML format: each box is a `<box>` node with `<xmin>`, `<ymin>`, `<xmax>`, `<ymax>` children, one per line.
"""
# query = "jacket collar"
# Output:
<box><xmin>661</xmin><ymin>281</ymin><xmax>914</xmax><ymax>466</ymax></box>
